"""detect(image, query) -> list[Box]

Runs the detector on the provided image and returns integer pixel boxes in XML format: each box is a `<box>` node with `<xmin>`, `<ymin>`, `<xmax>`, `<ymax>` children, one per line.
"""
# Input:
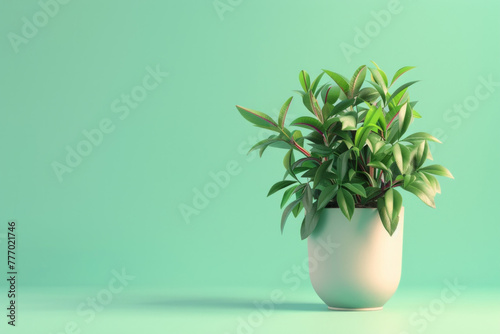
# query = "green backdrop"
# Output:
<box><xmin>1</xmin><ymin>0</ymin><xmax>499</xmax><ymax>333</ymax></box>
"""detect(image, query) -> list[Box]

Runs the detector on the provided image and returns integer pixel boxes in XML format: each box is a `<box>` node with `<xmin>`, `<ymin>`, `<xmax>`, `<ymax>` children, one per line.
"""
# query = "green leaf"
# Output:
<box><xmin>390</xmin><ymin>66</ymin><xmax>416</xmax><ymax>87</ymax></box>
<box><xmin>323</xmin><ymin>69</ymin><xmax>350</xmax><ymax>96</ymax></box>
<box><xmin>413</xmin><ymin>140</ymin><xmax>428</xmax><ymax>168</ymax></box>
<box><xmin>337</xmin><ymin>150</ymin><xmax>350</xmax><ymax>182</ymax></box>
<box><xmin>308</xmin><ymin>90</ymin><xmax>323</xmax><ymax>121</ymax></box>
<box><xmin>301</xmin><ymin>92</ymin><xmax>313</xmax><ymax>113</ymax></box>
<box><xmin>366</xmin><ymin>133</ymin><xmax>386</xmax><ymax>154</ymax></box>
<box><xmin>368</xmin><ymin>81</ymin><xmax>386</xmax><ymax>105</ymax></box>
<box><xmin>361</xmin><ymin>171</ymin><xmax>377</xmax><ymax>187</ymax></box>
<box><xmin>393</xmin><ymin>143</ymin><xmax>411</xmax><ymax>175</ymax></box>
<box><xmin>393</xmin><ymin>189</ymin><xmax>403</xmax><ymax>216</ymax></box>
<box><xmin>358</xmin><ymin>87</ymin><xmax>379</xmax><ymax>103</ymax></box>
<box><xmin>377</xmin><ymin>111</ymin><xmax>387</xmax><ymax>137</ymax></box>
<box><xmin>321</xmin><ymin>101</ymin><xmax>333</xmax><ymax>121</ymax></box>
<box><xmin>315</xmin><ymin>83</ymin><xmax>328</xmax><ymax>98</ymax></box>
<box><xmin>301</xmin><ymin>166</ymin><xmax>319</xmax><ymax>178</ymax></box>
<box><xmin>291</xmin><ymin>157</ymin><xmax>321</xmax><ymax>170</ymax></box>
<box><xmin>301</xmin><ymin>202</ymin><xmax>319</xmax><ymax>240</ymax></box>
<box><xmin>310</xmin><ymin>143</ymin><xmax>333</xmax><ymax>155</ymax></box>
<box><xmin>403</xmin><ymin>180</ymin><xmax>436</xmax><ymax>208</ymax></box>
<box><xmin>416</xmin><ymin>172</ymin><xmax>435</xmax><ymax>195</ymax></box>
<box><xmin>392</xmin><ymin>90</ymin><xmax>409</xmax><ymax>106</ymax></box>
<box><xmin>402</xmin><ymin>132</ymin><xmax>442</xmax><ymax>143</ymax></box>
<box><xmin>343</xmin><ymin>183</ymin><xmax>366</xmax><ymax>197</ymax></box>
<box><xmin>251</xmin><ymin>124</ymin><xmax>284</xmax><ymax>135</ymax></box>
<box><xmin>384</xmin><ymin>188</ymin><xmax>394</xmax><ymax>220</ymax></box>
<box><xmin>348</xmin><ymin>169</ymin><xmax>356</xmax><ymax>181</ymax></box>
<box><xmin>330</xmin><ymin>111</ymin><xmax>357</xmax><ymax>130</ymax></box>
<box><xmin>377</xmin><ymin>188</ymin><xmax>402</xmax><ymax>236</ymax></box>
<box><xmin>290</xmin><ymin>116</ymin><xmax>324</xmax><ymax>136</ymax></box>
<box><xmin>293</xmin><ymin>183</ymin><xmax>306</xmax><ymax>194</ymax></box>
<box><xmin>363</xmin><ymin>105</ymin><xmax>377</xmax><ymax>125</ymax></box>
<box><xmin>292</xmin><ymin>129</ymin><xmax>304</xmax><ymax>146</ymax></box>
<box><xmin>283</xmin><ymin>149</ymin><xmax>298</xmax><ymax>181</ymax></box>
<box><xmin>419</xmin><ymin>165</ymin><xmax>454</xmax><ymax>179</ymax></box>
<box><xmin>337</xmin><ymin>188</ymin><xmax>355</xmax><ymax>221</ymax></box>
<box><xmin>368</xmin><ymin>67</ymin><xmax>388</xmax><ymax>94</ymax></box>
<box><xmin>334</xmin><ymin>130</ymin><xmax>355</xmax><ymax>147</ymax></box>
<box><xmin>281</xmin><ymin>199</ymin><xmax>301</xmax><ymax>234</ymax></box>
<box><xmin>313</xmin><ymin>160</ymin><xmax>333</xmax><ymax>188</ymax></box>
<box><xmin>248</xmin><ymin>136</ymin><xmax>284</xmax><ymax>155</ymax></box>
<box><xmin>403</xmin><ymin>174</ymin><xmax>414</xmax><ymax>188</ymax></box>
<box><xmin>267</xmin><ymin>180</ymin><xmax>297</xmax><ymax>197</ymax></box>
<box><xmin>371</xmin><ymin>61</ymin><xmax>388</xmax><ymax>87</ymax></box>
<box><xmin>387</xmin><ymin>81</ymin><xmax>419</xmax><ymax>105</ymax></box>
<box><xmin>302</xmin><ymin>183</ymin><xmax>313</xmax><ymax>212</ymax></box>
<box><xmin>377</xmin><ymin>199</ymin><xmax>391</xmax><ymax>234</ymax></box>
<box><xmin>236</xmin><ymin>105</ymin><xmax>278</xmax><ymax>129</ymax></box>
<box><xmin>329</xmin><ymin>99</ymin><xmax>355</xmax><ymax>118</ymax></box>
<box><xmin>321</xmin><ymin>85</ymin><xmax>340</xmax><ymax>105</ymax></box>
<box><xmin>354</xmin><ymin>124</ymin><xmax>381</xmax><ymax>149</ymax></box>
<box><xmin>421</xmin><ymin>172</ymin><xmax>441</xmax><ymax>194</ymax></box>
<box><xmin>258</xmin><ymin>145</ymin><xmax>268</xmax><ymax>157</ymax></box>
<box><xmin>368</xmin><ymin>161</ymin><xmax>390</xmax><ymax>172</ymax></box>
<box><xmin>349</xmin><ymin>65</ymin><xmax>367</xmax><ymax>98</ymax></box>
<box><xmin>398</xmin><ymin>103</ymin><xmax>409</xmax><ymax>132</ymax></box>
<box><xmin>292</xmin><ymin>201</ymin><xmax>303</xmax><ymax>217</ymax></box>
<box><xmin>299</xmin><ymin>70</ymin><xmax>310</xmax><ymax>92</ymax></box>
<box><xmin>278</xmin><ymin>97</ymin><xmax>293</xmax><ymax>129</ymax></box>
<box><xmin>385</xmin><ymin>103</ymin><xmax>404</xmax><ymax>128</ymax></box>
<box><xmin>366</xmin><ymin>187</ymin><xmax>382</xmax><ymax>200</ymax></box>
<box><xmin>348</xmin><ymin>169</ymin><xmax>357</xmax><ymax>181</ymax></box>
<box><xmin>397</xmin><ymin>103</ymin><xmax>409</xmax><ymax>133</ymax></box>
<box><xmin>317</xmin><ymin>184</ymin><xmax>338</xmax><ymax>209</ymax></box>
<box><xmin>280</xmin><ymin>185</ymin><xmax>298</xmax><ymax>208</ymax></box>
<box><xmin>364</xmin><ymin>106</ymin><xmax>384</xmax><ymax>130</ymax></box>
<box><xmin>310</xmin><ymin>72</ymin><xmax>325</xmax><ymax>94</ymax></box>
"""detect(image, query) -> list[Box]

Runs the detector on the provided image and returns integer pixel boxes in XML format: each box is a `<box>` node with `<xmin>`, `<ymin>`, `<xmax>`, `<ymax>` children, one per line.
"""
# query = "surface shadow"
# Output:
<box><xmin>135</xmin><ymin>297</ymin><xmax>329</xmax><ymax>312</ymax></box>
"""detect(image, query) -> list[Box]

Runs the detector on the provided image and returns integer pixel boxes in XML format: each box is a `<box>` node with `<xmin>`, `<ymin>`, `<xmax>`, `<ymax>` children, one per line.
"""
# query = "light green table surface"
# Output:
<box><xmin>3</xmin><ymin>286</ymin><xmax>498</xmax><ymax>334</ymax></box>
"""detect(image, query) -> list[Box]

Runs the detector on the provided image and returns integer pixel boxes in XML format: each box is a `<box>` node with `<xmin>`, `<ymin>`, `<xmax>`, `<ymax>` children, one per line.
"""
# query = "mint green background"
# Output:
<box><xmin>1</xmin><ymin>0</ymin><xmax>499</xmax><ymax>333</ymax></box>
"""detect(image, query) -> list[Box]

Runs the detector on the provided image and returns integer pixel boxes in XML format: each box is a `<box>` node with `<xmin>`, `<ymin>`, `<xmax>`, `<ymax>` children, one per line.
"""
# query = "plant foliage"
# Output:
<box><xmin>236</xmin><ymin>63</ymin><xmax>453</xmax><ymax>239</ymax></box>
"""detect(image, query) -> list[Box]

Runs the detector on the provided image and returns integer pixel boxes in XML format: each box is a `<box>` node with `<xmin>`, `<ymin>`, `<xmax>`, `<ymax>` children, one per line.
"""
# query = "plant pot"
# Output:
<box><xmin>307</xmin><ymin>207</ymin><xmax>404</xmax><ymax>311</ymax></box>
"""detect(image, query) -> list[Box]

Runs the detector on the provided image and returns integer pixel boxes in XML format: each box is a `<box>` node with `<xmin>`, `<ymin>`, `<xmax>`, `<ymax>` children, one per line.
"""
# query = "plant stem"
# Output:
<box><xmin>387</xmin><ymin>113</ymin><xmax>399</xmax><ymax>129</ymax></box>
<box><xmin>358</xmin><ymin>154</ymin><xmax>367</xmax><ymax>173</ymax></box>
<box><xmin>292</xmin><ymin>140</ymin><xmax>311</xmax><ymax>157</ymax></box>
<box><xmin>372</xmin><ymin>182</ymin><xmax>402</xmax><ymax>202</ymax></box>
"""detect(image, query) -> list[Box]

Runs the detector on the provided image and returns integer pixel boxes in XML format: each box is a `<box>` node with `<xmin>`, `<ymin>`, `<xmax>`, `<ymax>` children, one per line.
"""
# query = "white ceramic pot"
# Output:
<box><xmin>307</xmin><ymin>208</ymin><xmax>404</xmax><ymax>311</ymax></box>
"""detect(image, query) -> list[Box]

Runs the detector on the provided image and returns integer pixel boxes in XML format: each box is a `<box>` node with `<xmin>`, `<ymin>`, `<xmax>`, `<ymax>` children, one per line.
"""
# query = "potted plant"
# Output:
<box><xmin>235</xmin><ymin>63</ymin><xmax>453</xmax><ymax>311</ymax></box>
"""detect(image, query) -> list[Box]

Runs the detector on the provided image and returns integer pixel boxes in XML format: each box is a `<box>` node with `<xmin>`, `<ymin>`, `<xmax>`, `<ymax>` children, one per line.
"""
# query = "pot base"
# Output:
<box><xmin>327</xmin><ymin>306</ymin><xmax>383</xmax><ymax>311</ymax></box>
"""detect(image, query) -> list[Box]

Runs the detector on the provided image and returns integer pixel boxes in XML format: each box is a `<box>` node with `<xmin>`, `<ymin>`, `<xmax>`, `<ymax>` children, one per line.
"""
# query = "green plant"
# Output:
<box><xmin>236</xmin><ymin>62</ymin><xmax>453</xmax><ymax>239</ymax></box>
